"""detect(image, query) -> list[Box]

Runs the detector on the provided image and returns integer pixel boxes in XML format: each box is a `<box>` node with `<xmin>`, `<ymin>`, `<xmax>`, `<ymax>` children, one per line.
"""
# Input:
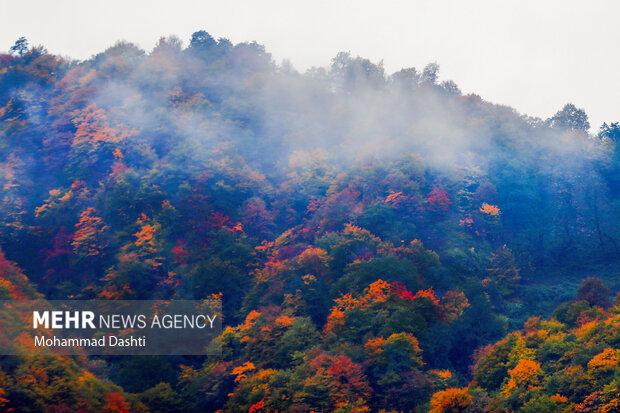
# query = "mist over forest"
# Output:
<box><xmin>1</xmin><ymin>31</ymin><xmax>620</xmax><ymax>412</ymax></box>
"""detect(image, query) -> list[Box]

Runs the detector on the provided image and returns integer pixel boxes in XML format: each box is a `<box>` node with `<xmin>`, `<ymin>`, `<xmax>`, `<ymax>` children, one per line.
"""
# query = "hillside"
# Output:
<box><xmin>1</xmin><ymin>31</ymin><xmax>619</xmax><ymax>412</ymax></box>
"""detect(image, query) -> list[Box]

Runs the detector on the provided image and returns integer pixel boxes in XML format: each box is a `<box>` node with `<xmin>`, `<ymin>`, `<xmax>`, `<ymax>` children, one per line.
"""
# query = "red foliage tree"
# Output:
<box><xmin>426</xmin><ymin>187</ymin><xmax>452</xmax><ymax>214</ymax></box>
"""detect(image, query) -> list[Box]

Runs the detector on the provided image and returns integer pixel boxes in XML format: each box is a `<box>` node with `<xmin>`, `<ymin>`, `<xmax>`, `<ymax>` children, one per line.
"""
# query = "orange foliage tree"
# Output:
<box><xmin>72</xmin><ymin>207</ymin><xmax>109</xmax><ymax>260</ymax></box>
<box><xmin>429</xmin><ymin>387</ymin><xmax>472</xmax><ymax>413</ymax></box>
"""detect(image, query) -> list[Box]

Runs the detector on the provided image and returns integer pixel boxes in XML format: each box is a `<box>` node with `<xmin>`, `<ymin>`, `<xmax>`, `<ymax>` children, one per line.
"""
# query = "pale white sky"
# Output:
<box><xmin>1</xmin><ymin>0</ymin><xmax>618</xmax><ymax>130</ymax></box>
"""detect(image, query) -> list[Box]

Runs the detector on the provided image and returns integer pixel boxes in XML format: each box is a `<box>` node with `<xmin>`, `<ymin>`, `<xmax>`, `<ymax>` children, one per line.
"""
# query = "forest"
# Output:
<box><xmin>1</xmin><ymin>31</ymin><xmax>620</xmax><ymax>412</ymax></box>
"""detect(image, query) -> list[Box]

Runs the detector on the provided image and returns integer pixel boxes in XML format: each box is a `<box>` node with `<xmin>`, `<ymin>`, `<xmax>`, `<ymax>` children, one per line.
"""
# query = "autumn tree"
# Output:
<box><xmin>426</xmin><ymin>187</ymin><xmax>452</xmax><ymax>214</ymax></box>
<box><xmin>487</xmin><ymin>245</ymin><xmax>520</xmax><ymax>296</ymax></box>
<box><xmin>576</xmin><ymin>277</ymin><xmax>611</xmax><ymax>308</ymax></box>
<box><xmin>72</xmin><ymin>208</ymin><xmax>109</xmax><ymax>260</ymax></box>
<box><xmin>429</xmin><ymin>388</ymin><xmax>472</xmax><ymax>413</ymax></box>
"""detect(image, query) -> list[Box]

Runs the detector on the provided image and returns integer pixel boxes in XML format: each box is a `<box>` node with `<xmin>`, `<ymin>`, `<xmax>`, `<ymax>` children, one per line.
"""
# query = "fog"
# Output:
<box><xmin>2</xmin><ymin>1</ymin><xmax>619</xmax><ymax>131</ymax></box>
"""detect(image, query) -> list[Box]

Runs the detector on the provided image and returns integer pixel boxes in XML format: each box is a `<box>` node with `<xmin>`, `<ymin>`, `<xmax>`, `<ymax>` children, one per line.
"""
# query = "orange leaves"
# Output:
<box><xmin>587</xmin><ymin>348</ymin><xmax>619</xmax><ymax>375</ymax></box>
<box><xmin>306</xmin><ymin>352</ymin><xmax>372</xmax><ymax>407</ymax></box>
<box><xmin>324</xmin><ymin>307</ymin><xmax>346</xmax><ymax>334</ymax></box>
<box><xmin>432</xmin><ymin>369</ymin><xmax>453</xmax><ymax>381</ymax></box>
<box><xmin>72</xmin><ymin>104</ymin><xmax>134</xmax><ymax>146</ymax></box>
<box><xmin>325</xmin><ymin>279</ymin><xmax>462</xmax><ymax>334</ymax></box>
<box><xmin>324</xmin><ymin>282</ymin><xmax>397</xmax><ymax>334</ymax></box>
<box><xmin>0</xmin><ymin>386</ymin><xmax>7</xmax><ymax>409</ymax></box>
<box><xmin>469</xmin><ymin>283</ymin><xmax>620</xmax><ymax>409</ymax></box>
<box><xmin>134</xmin><ymin>224</ymin><xmax>156</xmax><ymax>248</ymax></box>
<box><xmin>364</xmin><ymin>336</ymin><xmax>386</xmax><ymax>356</ymax></box>
<box><xmin>102</xmin><ymin>392</ymin><xmax>130</xmax><ymax>413</ymax></box>
<box><xmin>501</xmin><ymin>359</ymin><xmax>542</xmax><ymax>397</ymax></box>
<box><xmin>364</xmin><ymin>279</ymin><xmax>392</xmax><ymax>304</ymax></box>
<box><xmin>509</xmin><ymin>359</ymin><xmax>542</xmax><ymax>387</ymax></box>
<box><xmin>35</xmin><ymin>180</ymin><xmax>89</xmax><ymax>219</ymax></box>
<box><xmin>343</xmin><ymin>223</ymin><xmax>376</xmax><ymax>240</ymax></box>
<box><xmin>413</xmin><ymin>288</ymin><xmax>441</xmax><ymax>306</ymax></box>
<box><xmin>333</xmin><ymin>293</ymin><xmax>361</xmax><ymax>311</ymax></box>
<box><xmin>232</xmin><ymin>361</ymin><xmax>256</xmax><ymax>382</ymax></box>
<box><xmin>274</xmin><ymin>315</ymin><xmax>294</xmax><ymax>328</ymax></box>
<box><xmin>480</xmin><ymin>202</ymin><xmax>501</xmax><ymax>217</ymax></box>
<box><xmin>364</xmin><ymin>333</ymin><xmax>424</xmax><ymax>370</ymax></box>
<box><xmin>524</xmin><ymin>316</ymin><xmax>542</xmax><ymax>332</ymax></box>
<box><xmin>296</xmin><ymin>247</ymin><xmax>330</xmax><ymax>273</ymax></box>
<box><xmin>110</xmin><ymin>147</ymin><xmax>127</xmax><ymax>177</ymax></box>
<box><xmin>72</xmin><ymin>208</ymin><xmax>108</xmax><ymax>258</ymax></box>
<box><xmin>98</xmin><ymin>283</ymin><xmax>134</xmax><ymax>300</ymax></box>
<box><xmin>385</xmin><ymin>191</ymin><xmax>402</xmax><ymax>203</ymax></box>
<box><xmin>0</xmin><ymin>249</ymin><xmax>37</xmax><ymax>299</ymax></box>
<box><xmin>459</xmin><ymin>217</ymin><xmax>474</xmax><ymax>227</ymax></box>
<box><xmin>132</xmin><ymin>215</ymin><xmax>162</xmax><ymax>258</ymax></box>
<box><xmin>429</xmin><ymin>388</ymin><xmax>472</xmax><ymax>413</ymax></box>
<box><xmin>241</xmin><ymin>310</ymin><xmax>262</xmax><ymax>332</ymax></box>
<box><xmin>441</xmin><ymin>291</ymin><xmax>470</xmax><ymax>322</ymax></box>
<box><xmin>550</xmin><ymin>393</ymin><xmax>568</xmax><ymax>403</ymax></box>
<box><xmin>324</xmin><ymin>293</ymin><xmax>359</xmax><ymax>334</ymax></box>
<box><xmin>252</xmin><ymin>257</ymin><xmax>287</xmax><ymax>284</ymax></box>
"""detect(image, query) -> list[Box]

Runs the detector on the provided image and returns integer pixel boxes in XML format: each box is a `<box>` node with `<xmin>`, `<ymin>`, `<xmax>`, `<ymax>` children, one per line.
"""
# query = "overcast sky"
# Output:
<box><xmin>1</xmin><ymin>0</ymin><xmax>618</xmax><ymax>130</ymax></box>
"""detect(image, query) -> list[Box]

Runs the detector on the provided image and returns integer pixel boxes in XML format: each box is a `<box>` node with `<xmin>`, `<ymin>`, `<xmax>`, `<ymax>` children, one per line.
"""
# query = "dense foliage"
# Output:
<box><xmin>1</xmin><ymin>31</ymin><xmax>619</xmax><ymax>411</ymax></box>
<box><xmin>460</xmin><ymin>283</ymin><xmax>620</xmax><ymax>413</ymax></box>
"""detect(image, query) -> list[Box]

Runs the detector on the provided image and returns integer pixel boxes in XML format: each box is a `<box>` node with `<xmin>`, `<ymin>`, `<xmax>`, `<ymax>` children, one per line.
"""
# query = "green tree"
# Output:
<box><xmin>9</xmin><ymin>37</ymin><xmax>28</xmax><ymax>57</ymax></box>
<box><xmin>548</xmin><ymin>103</ymin><xmax>590</xmax><ymax>131</ymax></box>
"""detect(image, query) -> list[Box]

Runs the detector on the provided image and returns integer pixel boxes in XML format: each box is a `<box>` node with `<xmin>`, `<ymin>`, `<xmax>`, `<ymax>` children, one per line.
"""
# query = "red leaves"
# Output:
<box><xmin>390</xmin><ymin>280</ymin><xmax>416</xmax><ymax>301</ymax></box>
<box><xmin>172</xmin><ymin>240</ymin><xmax>189</xmax><ymax>264</ymax></box>
<box><xmin>210</xmin><ymin>212</ymin><xmax>243</xmax><ymax>233</ymax></box>
<box><xmin>426</xmin><ymin>187</ymin><xmax>452</xmax><ymax>213</ymax></box>
<box><xmin>102</xmin><ymin>392</ymin><xmax>130</xmax><ymax>413</ymax></box>
<box><xmin>307</xmin><ymin>352</ymin><xmax>372</xmax><ymax>405</ymax></box>
<box><xmin>248</xmin><ymin>399</ymin><xmax>265</xmax><ymax>412</ymax></box>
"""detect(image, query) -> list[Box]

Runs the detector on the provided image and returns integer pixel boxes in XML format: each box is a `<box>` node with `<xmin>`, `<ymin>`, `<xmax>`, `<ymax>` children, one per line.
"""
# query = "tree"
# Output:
<box><xmin>9</xmin><ymin>37</ymin><xmax>28</xmax><ymax>57</ymax></box>
<box><xmin>427</xmin><ymin>187</ymin><xmax>452</xmax><ymax>214</ymax></box>
<box><xmin>188</xmin><ymin>30</ymin><xmax>217</xmax><ymax>52</ymax></box>
<box><xmin>138</xmin><ymin>383</ymin><xmax>182</xmax><ymax>413</ymax></box>
<box><xmin>429</xmin><ymin>388</ymin><xmax>472</xmax><ymax>413</ymax></box>
<box><xmin>598</xmin><ymin>122</ymin><xmax>620</xmax><ymax>142</ymax></box>
<box><xmin>576</xmin><ymin>277</ymin><xmax>611</xmax><ymax>308</ymax></box>
<box><xmin>441</xmin><ymin>80</ymin><xmax>461</xmax><ymax>95</ymax></box>
<box><xmin>487</xmin><ymin>246</ymin><xmax>520</xmax><ymax>296</ymax></box>
<box><xmin>421</xmin><ymin>62</ymin><xmax>440</xmax><ymax>84</ymax></box>
<box><xmin>390</xmin><ymin>68</ymin><xmax>420</xmax><ymax>90</ymax></box>
<box><xmin>152</xmin><ymin>35</ymin><xmax>183</xmax><ymax>54</ymax></box>
<box><xmin>548</xmin><ymin>103</ymin><xmax>590</xmax><ymax>131</ymax></box>
<box><xmin>299</xmin><ymin>352</ymin><xmax>372</xmax><ymax>410</ymax></box>
<box><xmin>72</xmin><ymin>207</ymin><xmax>109</xmax><ymax>275</ymax></box>
<box><xmin>330</xmin><ymin>52</ymin><xmax>385</xmax><ymax>92</ymax></box>
<box><xmin>102</xmin><ymin>392</ymin><xmax>131</xmax><ymax>413</ymax></box>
